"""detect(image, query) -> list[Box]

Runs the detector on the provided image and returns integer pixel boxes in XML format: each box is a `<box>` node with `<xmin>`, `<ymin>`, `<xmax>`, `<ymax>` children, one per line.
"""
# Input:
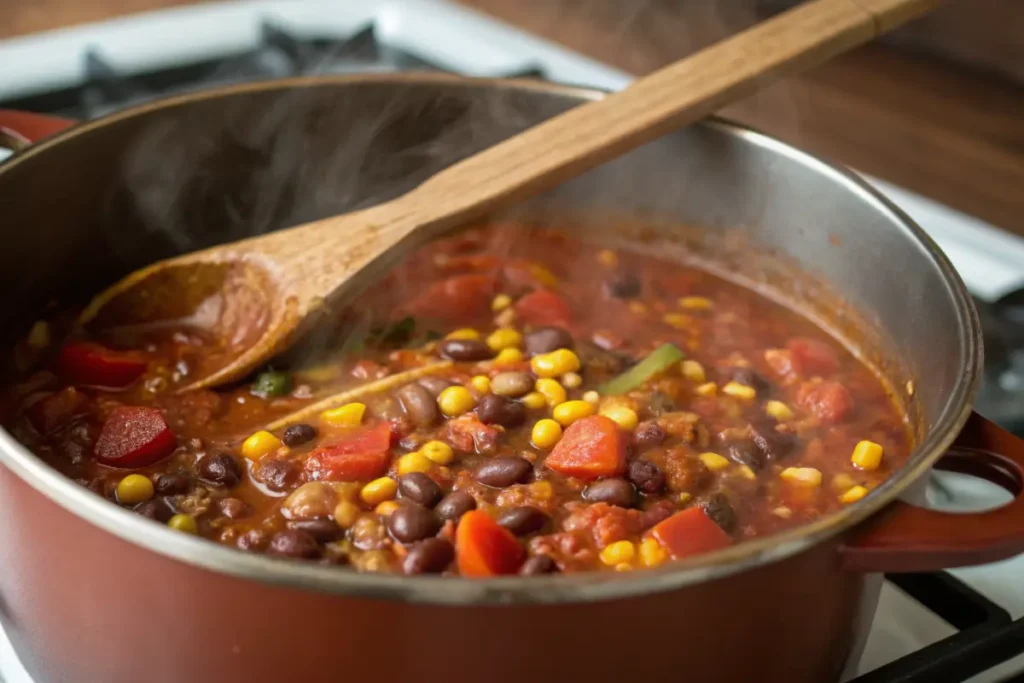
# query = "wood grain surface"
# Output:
<box><xmin>3</xmin><ymin>0</ymin><xmax>1022</xmax><ymax>235</ymax></box>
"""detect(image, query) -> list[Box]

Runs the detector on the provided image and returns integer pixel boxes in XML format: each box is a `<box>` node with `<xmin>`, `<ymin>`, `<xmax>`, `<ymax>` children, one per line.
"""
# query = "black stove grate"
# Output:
<box><xmin>1</xmin><ymin>18</ymin><xmax>1023</xmax><ymax>683</ymax></box>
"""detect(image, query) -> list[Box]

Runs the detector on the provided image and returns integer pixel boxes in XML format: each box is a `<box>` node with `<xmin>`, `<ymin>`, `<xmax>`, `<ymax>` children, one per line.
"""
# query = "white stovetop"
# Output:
<box><xmin>2</xmin><ymin>2</ymin><xmax>1023</xmax><ymax>682</ymax></box>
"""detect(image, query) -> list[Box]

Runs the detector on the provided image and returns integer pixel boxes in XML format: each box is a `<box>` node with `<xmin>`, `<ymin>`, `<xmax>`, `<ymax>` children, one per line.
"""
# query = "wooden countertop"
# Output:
<box><xmin>4</xmin><ymin>0</ymin><xmax>1023</xmax><ymax>236</ymax></box>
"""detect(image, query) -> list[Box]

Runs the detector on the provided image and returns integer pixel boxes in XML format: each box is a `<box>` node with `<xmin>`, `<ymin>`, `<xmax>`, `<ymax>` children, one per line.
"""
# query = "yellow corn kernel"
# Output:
<box><xmin>494</xmin><ymin>348</ymin><xmax>524</xmax><ymax>364</ymax></box>
<box><xmin>780</xmin><ymin>467</ymin><xmax>823</xmax><ymax>487</ymax></box>
<box><xmin>361</xmin><ymin>477</ymin><xmax>398</xmax><ymax>506</ymax></box>
<box><xmin>470</xmin><ymin>375</ymin><xmax>491</xmax><ymax>394</ymax></box>
<box><xmin>397</xmin><ymin>451</ymin><xmax>433</xmax><ymax>476</ymax></box>
<box><xmin>321</xmin><ymin>402</ymin><xmax>366</xmax><ymax>427</ymax></box>
<box><xmin>615</xmin><ymin>563</ymin><xmax>633</xmax><ymax>572</ymax></box>
<box><xmin>601</xmin><ymin>405</ymin><xmax>638</xmax><ymax>431</ymax></box>
<box><xmin>116</xmin><ymin>474</ymin><xmax>154</xmax><ymax>505</ymax></box>
<box><xmin>438</xmin><ymin>386</ymin><xmax>475</xmax><ymax>417</ymax></box>
<box><xmin>528</xmin><ymin>264</ymin><xmax>559</xmax><ymax>288</ymax></box>
<box><xmin>694</xmin><ymin>382</ymin><xmax>718</xmax><ymax>397</ymax></box>
<box><xmin>27</xmin><ymin>321</ymin><xmax>51</xmax><ymax>348</ymax></box>
<box><xmin>531</xmin><ymin>349</ymin><xmax>580</xmax><ymax>378</ymax></box>
<box><xmin>241</xmin><ymin>430</ymin><xmax>283</xmax><ymax>460</ymax></box>
<box><xmin>421</xmin><ymin>440</ymin><xmax>454</xmax><ymax>465</ymax></box>
<box><xmin>679</xmin><ymin>296</ymin><xmax>713</xmax><ymax>310</ymax></box>
<box><xmin>629</xmin><ymin>301</ymin><xmax>648</xmax><ymax>315</ymax></box>
<box><xmin>486</xmin><ymin>327</ymin><xmax>523</xmax><ymax>352</ymax></box>
<box><xmin>840</xmin><ymin>486</ymin><xmax>869</xmax><ymax>504</ymax></box>
<box><xmin>832</xmin><ymin>473</ymin><xmax>856</xmax><ymax>491</ymax></box>
<box><xmin>535</xmin><ymin>378</ymin><xmax>567</xmax><ymax>407</ymax></box>
<box><xmin>737</xmin><ymin>465</ymin><xmax>757</xmax><ymax>481</ymax></box>
<box><xmin>553</xmin><ymin>400</ymin><xmax>595</xmax><ymax>427</ymax></box>
<box><xmin>446</xmin><ymin>328</ymin><xmax>480</xmax><ymax>340</ymax></box>
<box><xmin>765</xmin><ymin>400</ymin><xmax>795</xmax><ymax>421</ymax></box>
<box><xmin>851</xmin><ymin>440</ymin><xmax>884</xmax><ymax>471</ymax></box>
<box><xmin>597</xmin><ymin>248</ymin><xmax>619</xmax><ymax>267</ymax></box>
<box><xmin>722</xmin><ymin>381</ymin><xmax>756</xmax><ymax>400</ymax></box>
<box><xmin>491</xmin><ymin>294</ymin><xmax>512</xmax><ymax>312</ymax></box>
<box><xmin>699</xmin><ymin>452</ymin><xmax>731</xmax><ymax>472</ymax></box>
<box><xmin>677</xmin><ymin>492</ymin><xmax>693</xmax><ymax>505</ymax></box>
<box><xmin>662</xmin><ymin>313</ymin><xmax>690</xmax><ymax>330</ymax></box>
<box><xmin>772</xmin><ymin>506</ymin><xmax>793</xmax><ymax>519</ymax></box>
<box><xmin>333</xmin><ymin>500</ymin><xmax>361</xmax><ymax>529</ymax></box>
<box><xmin>681</xmin><ymin>360</ymin><xmax>706</xmax><ymax>383</ymax></box>
<box><xmin>529</xmin><ymin>480</ymin><xmax>554</xmax><ymax>501</ymax></box>
<box><xmin>600</xmin><ymin>540</ymin><xmax>636</xmax><ymax>566</ymax></box>
<box><xmin>639</xmin><ymin>537</ymin><xmax>668</xmax><ymax>568</ymax></box>
<box><xmin>531</xmin><ymin>418</ymin><xmax>563</xmax><ymax>449</ymax></box>
<box><xmin>167</xmin><ymin>513</ymin><xmax>197</xmax><ymax>534</ymax></box>
<box><xmin>582</xmin><ymin>390</ymin><xmax>600</xmax><ymax>405</ymax></box>
<box><xmin>521</xmin><ymin>392</ymin><xmax>547</xmax><ymax>410</ymax></box>
<box><xmin>375</xmin><ymin>500</ymin><xmax>402</xmax><ymax>517</ymax></box>
<box><xmin>495</xmin><ymin>308</ymin><xmax>517</xmax><ymax>327</ymax></box>
<box><xmin>560</xmin><ymin>371</ymin><xmax>582</xmax><ymax>389</ymax></box>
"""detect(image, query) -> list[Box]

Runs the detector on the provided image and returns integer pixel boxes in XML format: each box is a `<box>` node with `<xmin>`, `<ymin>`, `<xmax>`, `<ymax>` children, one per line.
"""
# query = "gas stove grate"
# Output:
<box><xmin>854</xmin><ymin>572</ymin><xmax>1024</xmax><ymax>683</ymax></box>
<box><xmin>0</xmin><ymin>20</ymin><xmax>545</xmax><ymax>120</ymax></box>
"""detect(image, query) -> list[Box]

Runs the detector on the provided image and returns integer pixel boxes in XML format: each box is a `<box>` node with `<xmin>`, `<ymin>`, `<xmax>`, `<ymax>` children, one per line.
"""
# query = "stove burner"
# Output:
<box><xmin>0</xmin><ymin>21</ymin><xmax>546</xmax><ymax>120</ymax></box>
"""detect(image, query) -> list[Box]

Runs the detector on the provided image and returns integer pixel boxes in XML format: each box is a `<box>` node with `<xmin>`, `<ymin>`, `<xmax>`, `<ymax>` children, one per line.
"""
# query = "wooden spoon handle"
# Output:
<box><xmin>392</xmin><ymin>0</ymin><xmax>935</xmax><ymax>229</ymax></box>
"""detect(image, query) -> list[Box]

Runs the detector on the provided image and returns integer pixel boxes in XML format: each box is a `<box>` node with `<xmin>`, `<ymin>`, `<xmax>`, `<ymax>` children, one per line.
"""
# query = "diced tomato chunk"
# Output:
<box><xmin>94</xmin><ymin>406</ymin><xmax>176</xmax><ymax>468</ymax></box>
<box><xmin>456</xmin><ymin>510</ymin><xmax>526</xmax><ymax>576</ymax></box>
<box><xmin>787</xmin><ymin>338</ymin><xmax>841</xmax><ymax>376</ymax></box>
<box><xmin>304</xmin><ymin>422</ymin><xmax>392</xmax><ymax>481</ymax></box>
<box><xmin>447</xmin><ymin>414</ymin><xmax>501</xmax><ymax>454</ymax></box>
<box><xmin>764</xmin><ymin>349</ymin><xmax>798</xmax><ymax>380</ymax></box>
<box><xmin>513</xmin><ymin>289</ymin><xmax>573</xmax><ymax>328</ymax></box>
<box><xmin>545</xmin><ymin>415</ymin><xmax>627</xmax><ymax>480</ymax></box>
<box><xmin>797</xmin><ymin>381</ymin><xmax>854</xmax><ymax>423</ymax></box>
<box><xmin>56</xmin><ymin>342</ymin><xmax>147</xmax><ymax>389</ymax></box>
<box><xmin>27</xmin><ymin>387</ymin><xmax>89</xmax><ymax>434</ymax></box>
<box><xmin>406</xmin><ymin>274</ymin><xmax>497</xmax><ymax>322</ymax></box>
<box><xmin>649</xmin><ymin>507</ymin><xmax>732</xmax><ymax>559</ymax></box>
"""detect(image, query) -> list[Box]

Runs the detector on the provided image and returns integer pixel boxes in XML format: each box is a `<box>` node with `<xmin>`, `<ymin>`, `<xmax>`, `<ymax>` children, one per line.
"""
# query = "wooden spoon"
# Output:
<box><xmin>80</xmin><ymin>0</ymin><xmax>935</xmax><ymax>391</ymax></box>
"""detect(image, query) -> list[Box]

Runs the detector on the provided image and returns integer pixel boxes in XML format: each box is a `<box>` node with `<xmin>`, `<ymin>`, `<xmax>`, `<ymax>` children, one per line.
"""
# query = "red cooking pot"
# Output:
<box><xmin>1</xmin><ymin>75</ymin><xmax>1023</xmax><ymax>683</ymax></box>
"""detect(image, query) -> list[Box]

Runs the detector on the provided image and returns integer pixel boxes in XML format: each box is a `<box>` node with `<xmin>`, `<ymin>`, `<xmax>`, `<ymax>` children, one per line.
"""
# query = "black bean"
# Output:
<box><xmin>474</xmin><ymin>457</ymin><xmax>533</xmax><ymax>488</ymax></box>
<box><xmin>398</xmin><ymin>472</ymin><xmax>444</xmax><ymax>508</ymax></box>
<box><xmin>751</xmin><ymin>421</ymin><xmax>798</xmax><ymax>461</ymax></box>
<box><xmin>475</xmin><ymin>394</ymin><xmax>526</xmax><ymax>428</ymax></box>
<box><xmin>198</xmin><ymin>453</ymin><xmax>242</xmax><ymax>487</ymax></box>
<box><xmin>396</xmin><ymin>382</ymin><xmax>439</xmax><ymax>428</ymax></box>
<box><xmin>436</xmin><ymin>491</ymin><xmax>477</xmax><ymax>522</ymax></box>
<box><xmin>583</xmin><ymin>478</ymin><xmax>637</xmax><ymax>507</ymax></box>
<box><xmin>497</xmin><ymin>506</ymin><xmax>549</xmax><ymax>536</ymax></box>
<box><xmin>287</xmin><ymin>518</ymin><xmax>343</xmax><ymax>542</ymax></box>
<box><xmin>282</xmin><ymin>423</ymin><xmax>317</xmax><ymax>447</ymax></box>
<box><xmin>524</xmin><ymin>326</ymin><xmax>574</xmax><ymax>356</ymax></box>
<box><xmin>417</xmin><ymin>376</ymin><xmax>453</xmax><ymax>397</ymax></box>
<box><xmin>727</xmin><ymin>440</ymin><xmax>765</xmax><ymax>470</ymax></box>
<box><xmin>155</xmin><ymin>472</ymin><xmax>191</xmax><ymax>495</ymax></box>
<box><xmin>268</xmin><ymin>529</ymin><xmax>320</xmax><ymax>559</ymax></box>
<box><xmin>491</xmin><ymin>371</ymin><xmax>534</xmax><ymax>397</ymax></box>
<box><xmin>135</xmin><ymin>498</ymin><xmax>174</xmax><ymax>523</ymax></box>
<box><xmin>632</xmin><ymin>422</ymin><xmax>666</xmax><ymax>450</ymax></box>
<box><xmin>387</xmin><ymin>504</ymin><xmax>442</xmax><ymax>544</ymax></box>
<box><xmin>438</xmin><ymin>338</ymin><xmax>494</xmax><ymax>362</ymax></box>
<box><xmin>402</xmin><ymin>538</ymin><xmax>455</xmax><ymax>575</ymax></box>
<box><xmin>254</xmin><ymin>459</ymin><xmax>298</xmax><ymax>492</ymax></box>
<box><xmin>724</xmin><ymin>367</ymin><xmax>772</xmax><ymax>395</ymax></box>
<box><xmin>520</xmin><ymin>555</ymin><xmax>558</xmax><ymax>575</ymax></box>
<box><xmin>702</xmin><ymin>494</ymin><xmax>737</xmax><ymax>534</ymax></box>
<box><xmin>217</xmin><ymin>497</ymin><xmax>249</xmax><ymax>519</ymax></box>
<box><xmin>627</xmin><ymin>459</ymin><xmax>666</xmax><ymax>494</ymax></box>
<box><xmin>603</xmin><ymin>272</ymin><xmax>641</xmax><ymax>299</ymax></box>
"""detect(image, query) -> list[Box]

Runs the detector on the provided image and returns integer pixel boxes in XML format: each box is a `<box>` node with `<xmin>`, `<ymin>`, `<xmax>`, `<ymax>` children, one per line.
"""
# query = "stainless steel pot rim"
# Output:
<box><xmin>0</xmin><ymin>73</ymin><xmax>982</xmax><ymax>605</ymax></box>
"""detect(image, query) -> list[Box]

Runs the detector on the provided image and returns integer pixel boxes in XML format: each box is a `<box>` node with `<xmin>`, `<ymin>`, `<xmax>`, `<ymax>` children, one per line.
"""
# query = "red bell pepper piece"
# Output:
<box><xmin>57</xmin><ymin>342</ymin><xmax>147</xmax><ymax>389</ymax></box>
<box><xmin>513</xmin><ymin>289</ymin><xmax>573</xmax><ymax>328</ymax></box>
<box><xmin>545</xmin><ymin>415</ymin><xmax>627</xmax><ymax>481</ymax></box>
<box><xmin>786</xmin><ymin>337</ymin><xmax>841</xmax><ymax>376</ymax></box>
<box><xmin>649</xmin><ymin>507</ymin><xmax>732</xmax><ymax>560</ymax></box>
<box><xmin>456</xmin><ymin>509</ymin><xmax>526</xmax><ymax>577</ymax></box>
<box><xmin>304</xmin><ymin>422</ymin><xmax>392</xmax><ymax>481</ymax></box>
<box><xmin>797</xmin><ymin>381</ymin><xmax>854</xmax><ymax>423</ymax></box>
<box><xmin>94</xmin><ymin>406</ymin><xmax>176</xmax><ymax>468</ymax></box>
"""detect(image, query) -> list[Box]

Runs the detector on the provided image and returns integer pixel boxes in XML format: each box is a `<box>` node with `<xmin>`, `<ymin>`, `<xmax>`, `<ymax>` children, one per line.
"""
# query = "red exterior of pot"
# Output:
<box><xmin>0</xmin><ymin>464</ymin><xmax>879</xmax><ymax>683</ymax></box>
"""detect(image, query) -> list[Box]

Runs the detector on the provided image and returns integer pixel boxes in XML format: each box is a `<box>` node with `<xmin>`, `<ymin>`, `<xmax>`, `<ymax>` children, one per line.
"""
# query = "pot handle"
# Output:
<box><xmin>0</xmin><ymin>110</ymin><xmax>77</xmax><ymax>151</ymax></box>
<box><xmin>841</xmin><ymin>411</ymin><xmax>1024</xmax><ymax>572</ymax></box>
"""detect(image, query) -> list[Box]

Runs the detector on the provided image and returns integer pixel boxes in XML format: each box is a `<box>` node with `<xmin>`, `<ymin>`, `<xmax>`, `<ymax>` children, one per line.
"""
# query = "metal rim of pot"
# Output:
<box><xmin>0</xmin><ymin>72</ymin><xmax>982</xmax><ymax>605</ymax></box>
